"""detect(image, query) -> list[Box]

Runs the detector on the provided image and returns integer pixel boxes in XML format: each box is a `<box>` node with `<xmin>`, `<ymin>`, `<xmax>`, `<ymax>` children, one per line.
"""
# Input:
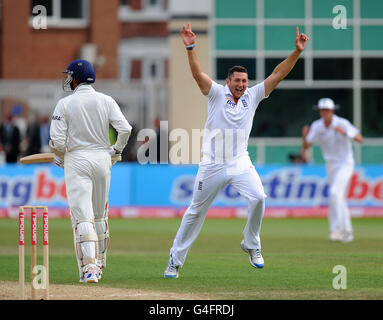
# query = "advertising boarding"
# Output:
<box><xmin>0</xmin><ymin>163</ymin><xmax>382</xmax><ymax>218</ymax></box>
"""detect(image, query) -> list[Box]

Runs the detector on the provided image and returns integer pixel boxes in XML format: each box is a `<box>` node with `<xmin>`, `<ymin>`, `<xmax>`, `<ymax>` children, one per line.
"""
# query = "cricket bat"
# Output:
<box><xmin>20</xmin><ymin>152</ymin><xmax>122</xmax><ymax>164</ymax></box>
<box><xmin>20</xmin><ymin>153</ymin><xmax>55</xmax><ymax>164</ymax></box>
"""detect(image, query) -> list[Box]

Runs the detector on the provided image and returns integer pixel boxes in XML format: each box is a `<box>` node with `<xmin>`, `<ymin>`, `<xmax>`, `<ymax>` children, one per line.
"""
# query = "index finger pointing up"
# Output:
<box><xmin>296</xmin><ymin>26</ymin><xmax>299</xmax><ymax>37</ymax></box>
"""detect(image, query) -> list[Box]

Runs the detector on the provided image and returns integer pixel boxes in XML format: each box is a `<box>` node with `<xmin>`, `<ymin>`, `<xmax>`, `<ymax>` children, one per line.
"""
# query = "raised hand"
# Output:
<box><xmin>180</xmin><ymin>23</ymin><xmax>196</xmax><ymax>46</ymax></box>
<box><xmin>295</xmin><ymin>26</ymin><xmax>309</xmax><ymax>52</ymax></box>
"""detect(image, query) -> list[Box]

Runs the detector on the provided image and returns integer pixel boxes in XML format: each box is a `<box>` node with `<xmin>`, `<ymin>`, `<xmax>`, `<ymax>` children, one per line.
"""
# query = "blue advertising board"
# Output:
<box><xmin>1</xmin><ymin>163</ymin><xmax>382</xmax><ymax>218</ymax></box>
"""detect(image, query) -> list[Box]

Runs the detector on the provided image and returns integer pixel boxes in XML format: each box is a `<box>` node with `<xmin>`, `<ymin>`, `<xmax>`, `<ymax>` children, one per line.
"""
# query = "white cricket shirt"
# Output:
<box><xmin>50</xmin><ymin>84</ymin><xmax>132</xmax><ymax>153</ymax></box>
<box><xmin>201</xmin><ymin>81</ymin><xmax>267</xmax><ymax>163</ymax></box>
<box><xmin>306</xmin><ymin>114</ymin><xmax>359</xmax><ymax>165</ymax></box>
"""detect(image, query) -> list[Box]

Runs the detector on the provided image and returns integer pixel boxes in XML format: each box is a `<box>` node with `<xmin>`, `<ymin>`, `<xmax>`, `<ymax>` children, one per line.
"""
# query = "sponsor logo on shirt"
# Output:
<box><xmin>51</xmin><ymin>115</ymin><xmax>63</xmax><ymax>121</ymax></box>
<box><xmin>242</xmin><ymin>99</ymin><xmax>248</xmax><ymax>108</ymax></box>
<box><xmin>225</xmin><ymin>98</ymin><xmax>236</xmax><ymax>109</ymax></box>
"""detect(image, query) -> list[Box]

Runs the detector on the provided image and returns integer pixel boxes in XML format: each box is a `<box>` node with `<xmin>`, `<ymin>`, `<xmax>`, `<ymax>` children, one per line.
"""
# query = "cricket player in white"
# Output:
<box><xmin>301</xmin><ymin>98</ymin><xmax>363</xmax><ymax>243</ymax></box>
<box><xmin>164</xmin><ymin>24</ymin><xmax>309</xmax><ymax>278</ymax></box>
<box><xmin>50</xmin><ymin>59</ymin><xmax>132</xmax><ymax>283</ymax></box>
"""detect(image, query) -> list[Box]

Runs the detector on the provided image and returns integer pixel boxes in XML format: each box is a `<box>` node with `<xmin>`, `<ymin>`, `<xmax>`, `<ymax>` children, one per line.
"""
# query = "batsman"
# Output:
<box><xmin>50</xmin><ymin>59</ymin><xmax>132</xmax><ymax>283</ymax></box>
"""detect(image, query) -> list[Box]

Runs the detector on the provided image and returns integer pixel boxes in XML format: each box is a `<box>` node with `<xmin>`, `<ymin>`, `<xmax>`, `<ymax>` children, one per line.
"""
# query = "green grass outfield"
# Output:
<box><xmin>1</xmin><ymin>217</ymin><xmax>382</xmax><ymax>300</ymax></box>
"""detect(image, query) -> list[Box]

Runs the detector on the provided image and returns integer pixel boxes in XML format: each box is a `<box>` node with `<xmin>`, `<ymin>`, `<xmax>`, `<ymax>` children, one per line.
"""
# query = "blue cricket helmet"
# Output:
<box><xmin>62</xmin><ymin>59</ymin><xmax>95</xmax><ymax>91</ymax></box>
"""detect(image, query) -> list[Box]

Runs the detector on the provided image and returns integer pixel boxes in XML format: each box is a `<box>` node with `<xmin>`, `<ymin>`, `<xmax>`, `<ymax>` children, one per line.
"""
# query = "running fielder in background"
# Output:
<box><xmin>50</xmin><ymin>59</ymin><xmax>132</xmax><ymax>283</ymax></box>
<box><xmin>301</xmin><ymin>98</ymin><xmax>363</xmax><ymax>243</ymax></box>
<box><xmin>164</xmin><ymin>24</ymin><xmax>309</xmax><ymax>278</ymax></box>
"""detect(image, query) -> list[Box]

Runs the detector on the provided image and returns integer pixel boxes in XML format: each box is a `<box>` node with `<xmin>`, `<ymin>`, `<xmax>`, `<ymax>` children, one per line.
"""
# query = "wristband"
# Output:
<box><xmin>186</xmin><ymin>44</ymin><xmax>195</xmax><ymax>50</ymax></box>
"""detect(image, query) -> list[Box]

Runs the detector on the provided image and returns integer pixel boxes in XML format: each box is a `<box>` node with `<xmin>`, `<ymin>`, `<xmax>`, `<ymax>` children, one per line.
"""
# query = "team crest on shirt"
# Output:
<box><xmin>242</xmin><ymin>99</ymin><xmax>248</xmax><ymax>108</ymax></box>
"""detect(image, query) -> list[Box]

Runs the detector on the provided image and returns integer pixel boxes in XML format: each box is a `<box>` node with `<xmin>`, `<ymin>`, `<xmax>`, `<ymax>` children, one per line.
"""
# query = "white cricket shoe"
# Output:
<box><xmin>240</xmin><ymin>240</ymin><xmax>264</xmax><ymax>268</ymax></box>
<box><xmin>340</xmin><ymin>232</ymin><xmax>354</xmax><ymax>243</ymax></box>
<box><xmin>80</xmin><ymin>264</ymin><xmax>98</xmax><ymax>283</ymax></box>
<box><xmin>329</xmin><ymin>231</ymin><xmax>343</xmax><ymax>242</ymax></box>
<box><xmin>164</xmin><ymin>254</ymin><xmax>179</xmax><ymax>278</ymax></box>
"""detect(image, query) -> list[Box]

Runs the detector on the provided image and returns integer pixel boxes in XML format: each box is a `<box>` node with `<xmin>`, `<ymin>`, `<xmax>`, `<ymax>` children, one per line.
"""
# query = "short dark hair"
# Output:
<box><xmin>227</xmin><ymin>65</ymin><xmax>248</xmax><ymax>79</ymax></box>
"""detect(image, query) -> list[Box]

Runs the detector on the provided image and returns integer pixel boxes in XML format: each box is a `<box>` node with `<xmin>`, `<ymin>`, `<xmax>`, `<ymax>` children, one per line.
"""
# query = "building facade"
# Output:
<box><xmin>1</xmin><ymin>0</ymin><xmax>382</xmax><ymax>163</ymax></box>
<box><xmin>212</xmin><ymin>0</ymin><xmax>383</xmax><ymax>163</ymax></box>
<box><xmin>0</xmin><ymin>0</ymin><xmax>168</xmax><ymax>130</ymax></box>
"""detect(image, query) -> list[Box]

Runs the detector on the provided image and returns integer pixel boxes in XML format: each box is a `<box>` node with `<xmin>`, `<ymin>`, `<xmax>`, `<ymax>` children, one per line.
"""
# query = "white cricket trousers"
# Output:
<box><xmin>64</xmin><ymin>150</ymin><xmax>111</xmax><ymax>275</ymax></box>
<box><xmin>326</xmin><ymin>162</ymin><xmax>354</xmax><ymax>234</ymax></box>
<box><xmin>170</xmin><ymin>155</ymin><xmax>267</xmax><ymax>267</ymax></box>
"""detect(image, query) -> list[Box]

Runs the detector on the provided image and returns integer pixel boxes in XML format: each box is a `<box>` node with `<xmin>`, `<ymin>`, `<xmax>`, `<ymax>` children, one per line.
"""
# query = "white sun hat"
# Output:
<box><xmin>316</xmin><ymin>98</ymin><xmax>339</xmax><ymax>110</ymax></box>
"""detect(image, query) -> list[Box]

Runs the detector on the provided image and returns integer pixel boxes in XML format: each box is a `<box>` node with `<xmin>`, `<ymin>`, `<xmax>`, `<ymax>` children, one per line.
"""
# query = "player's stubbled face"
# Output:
<box><xmin>226</xmin><ymin>72</ymin><xmax>249</xmax><ymax>99</ymax></box>
<box><xmin>319</xmin><ymin>109</ymin><xmax>334</xmax><ymax>123</ymax></box>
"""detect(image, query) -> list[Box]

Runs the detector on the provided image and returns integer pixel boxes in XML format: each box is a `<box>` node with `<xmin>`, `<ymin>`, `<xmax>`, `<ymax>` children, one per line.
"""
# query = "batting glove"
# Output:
<box><xmin>54</xmin><ymin>155</ymin><xmax>64</xmax><ymax>168</ymax></box>
<box><xmin>109</xmin><ymin>146</ymin><xmax>122</xmax><ymax>165</ymax></box>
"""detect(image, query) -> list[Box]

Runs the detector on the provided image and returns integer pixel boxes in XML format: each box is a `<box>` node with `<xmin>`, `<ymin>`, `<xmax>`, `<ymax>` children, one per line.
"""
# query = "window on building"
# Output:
<box><xmin>216</xmin><ymin>26</ymin><xmax>257</xmax><ymax>51</ymax></box>
<box><xmin>215</xmin><ymin>0</ymin><xmax>256</xmax><ymax>18</ymax></box>
<box><xmin>362</xmin><ymin>89</ymin><xmax>383</xmax><ymax>137</ymax></box>
<box><xmin>120</xmin><ymin>58</ymin><xmax>166</xmax><ymax>80</ymax></box>
<box><xmin>313</xmin><ymin>58</ymin><xmax>353</xmax><ymax>80</ymax></box>
<box><xmin>143</xmin><ymin>58</ymin><xmax>165</xmax><ymax>80</ymax></box>
<box><xmin>265</xmin><ymin>25</ymin><xmax>304</xmax><ymax>51</ymax></box>
<box><xmin>216</xmin><ymin>58</ymin><xmax>256</xmax><ymax>80</ymax></box>
<box><xmin>131</xmin><ymin>59</ymin><xmax>142</xmax><ymax>79</ymax></box>
<box><xmin>61</xmin><ymin>0</ymin><xmax>83</xmax><ymax>19</ymax></box>
<box><xmin>144</xmin><ymin>0</ymin><xmax>164</xmax><ymax>10</ymax></box>
<box><xmin>150</xmin><ymin>63</ymin><xmax>157</xmax><ymax>78</ymax></box>
<box><xmin>118</xmin><ymin>0</ymin><xmax>167</xmax><ymax>20</ymax></box>
<box><xmin>266</xmin><ymin>58</ymin><xmax>304</xmax><ymax>80</ymax></box>
<box><xmin>31</xmin><ymin>0</ymin><xmax>87</xmax><ymax>26</ymax></box>
<box><xmin>361</xmin><ymin>58</ymin><xmax>383</xmax><ymax>80</ymax></box>
<box><xmin>31</xmin><ymin>0</ymin><xmax>53</xmax><ymax>16</ymax></box>
<box><xmin>251</xmin><ymin>89</ymin><xmax>354</xmax><ymax>137</ymax></box>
